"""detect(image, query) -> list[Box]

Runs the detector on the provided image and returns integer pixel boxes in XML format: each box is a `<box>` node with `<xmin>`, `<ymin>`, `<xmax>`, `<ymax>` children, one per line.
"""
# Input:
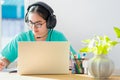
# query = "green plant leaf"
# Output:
<box><xmin>79</xmin><ymin>47</ymin><xmax>90</xmax><ymax>53</ymax></box>
<box><xmin>114</xmin><ymin>27</ymin><xmax>120</xmax><ymax>38</ymax></box>
<box><xmin>97</xmin><ymin>45</ymin><xmax>104</xmax><ymax>54</ymax></box>
<box><xmin>104</xmin><ymin>35</ymin><xmax>110</xmax><ymax>42</ymax></box>
<box><xmin>102</xmin><ymin>45</ymin><xmax>109</xmax><ymax>55</ymax></box>
<box><xmin>82</xmin><ymin>39</ymin><xmax>91</xmax><ymax>44</ymax></box>
<box><xmin>109</xmin><ymin>41</ymin><xmax>118</xmax><ymax>46</ymax></box>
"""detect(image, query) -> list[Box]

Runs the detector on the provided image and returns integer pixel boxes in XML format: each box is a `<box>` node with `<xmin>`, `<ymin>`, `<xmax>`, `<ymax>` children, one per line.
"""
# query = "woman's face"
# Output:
<box><xmin>28</xmin><ymin>12</ymin><xmax>48</xmax><ymax>37</ymax></box>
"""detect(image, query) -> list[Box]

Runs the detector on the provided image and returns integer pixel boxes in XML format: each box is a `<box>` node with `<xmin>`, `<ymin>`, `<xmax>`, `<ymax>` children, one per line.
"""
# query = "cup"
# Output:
<box><xmin>71</xmin><ymin>58</ymin><xmax>84</xmax><ymax>74</ymax></box>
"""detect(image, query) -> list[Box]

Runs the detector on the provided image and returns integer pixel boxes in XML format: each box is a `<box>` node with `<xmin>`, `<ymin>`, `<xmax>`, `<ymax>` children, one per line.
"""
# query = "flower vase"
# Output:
<box><xmin>88</xmin><ymin>54</ymin><xmax>114</xmax><ymax>79</ymax></box>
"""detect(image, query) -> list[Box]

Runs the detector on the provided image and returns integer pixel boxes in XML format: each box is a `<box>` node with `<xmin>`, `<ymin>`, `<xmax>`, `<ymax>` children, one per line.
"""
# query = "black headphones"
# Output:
<box><xmin>25</xmin><ymin>1</ymin><xmax>57</xmax><ymax>29</ymax></box>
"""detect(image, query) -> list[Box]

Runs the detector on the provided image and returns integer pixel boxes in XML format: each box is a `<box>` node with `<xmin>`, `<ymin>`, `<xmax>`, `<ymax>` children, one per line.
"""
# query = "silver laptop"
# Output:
<box><xmin>18</xmin><ymin>41</ymin><xmax>70</xmax><ymax>75</ymax></box>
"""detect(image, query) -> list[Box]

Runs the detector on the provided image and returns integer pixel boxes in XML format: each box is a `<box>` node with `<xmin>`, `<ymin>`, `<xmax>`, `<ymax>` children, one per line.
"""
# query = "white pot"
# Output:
<box><xmin>88</xmin><ymin>54</ymin><xmax>114</xmax><ymax>78</ymax></box>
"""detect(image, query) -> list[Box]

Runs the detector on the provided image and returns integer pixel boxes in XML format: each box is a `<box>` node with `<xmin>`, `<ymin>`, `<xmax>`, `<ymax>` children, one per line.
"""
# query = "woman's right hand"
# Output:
<box><xmin>0</xmin><ymin>60</ymin><xmax>5</xmax><ymax>71</ymax></box>
<box><xmin>0</xmin><ymin>57</ymin><xmax>10</xmax><ymax>71</ymax></box>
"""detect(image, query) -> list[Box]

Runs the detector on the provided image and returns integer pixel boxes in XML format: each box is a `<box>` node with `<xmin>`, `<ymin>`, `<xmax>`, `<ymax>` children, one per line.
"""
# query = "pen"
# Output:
<box><xmin>9</xmin><ymin>70</ymin><xmax>17</xmax><ymax>73</ymax></box>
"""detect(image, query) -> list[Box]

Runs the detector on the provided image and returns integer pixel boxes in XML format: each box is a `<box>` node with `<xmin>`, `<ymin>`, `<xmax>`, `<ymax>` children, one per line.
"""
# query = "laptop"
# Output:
<box><xmin>17</xmin><ymin>41</ymin><xmax>70</xmax><ymax>75</ymax></box>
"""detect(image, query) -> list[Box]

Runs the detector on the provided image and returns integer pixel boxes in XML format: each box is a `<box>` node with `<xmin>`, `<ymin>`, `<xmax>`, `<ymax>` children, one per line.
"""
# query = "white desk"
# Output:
<box><xmin>0</xmin><ymin>71</ymin><xmax>120</xmax><ymax>80</ymax></box>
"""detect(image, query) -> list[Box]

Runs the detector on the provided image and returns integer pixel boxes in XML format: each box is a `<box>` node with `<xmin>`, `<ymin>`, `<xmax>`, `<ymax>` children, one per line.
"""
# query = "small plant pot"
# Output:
<box><xmin>88</xmin><ymin>54</ymin><xmax>114</xmax><ymax>78</ymax></box>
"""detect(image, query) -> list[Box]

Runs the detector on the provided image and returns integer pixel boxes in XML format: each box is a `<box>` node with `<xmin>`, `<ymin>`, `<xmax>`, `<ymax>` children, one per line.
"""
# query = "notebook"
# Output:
<box><xmin>17</xmin><ymin>41</ymin><xmax>70</xmax><ymax>75</ymax></box>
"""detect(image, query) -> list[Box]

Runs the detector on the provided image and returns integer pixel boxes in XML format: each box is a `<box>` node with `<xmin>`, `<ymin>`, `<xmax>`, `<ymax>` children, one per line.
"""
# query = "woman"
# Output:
<box><xmin>0</xmin><ymin>1</ymin><xmax>77</xmax><ymax>70</ymax></box>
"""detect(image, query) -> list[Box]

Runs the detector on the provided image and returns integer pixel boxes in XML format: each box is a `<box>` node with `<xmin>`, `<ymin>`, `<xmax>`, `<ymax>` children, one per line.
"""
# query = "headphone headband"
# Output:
<box><xmin>27</xmin><ymin>2</ymin><xmax>54</xmax><ymax>16</ymax></box>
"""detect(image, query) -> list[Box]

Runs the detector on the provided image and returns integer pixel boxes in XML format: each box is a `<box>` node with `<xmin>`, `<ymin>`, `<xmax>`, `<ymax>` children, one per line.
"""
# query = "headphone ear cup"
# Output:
<box><xmin>47</xmin><ymin>15</ymin><xmax>57</xmax><ymax>29</ymax></box>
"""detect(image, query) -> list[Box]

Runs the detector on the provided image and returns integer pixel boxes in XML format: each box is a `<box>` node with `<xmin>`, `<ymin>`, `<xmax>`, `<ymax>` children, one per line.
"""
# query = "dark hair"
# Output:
<box><xmin>28</xmin><ymin>5</ymin><xmax>50</xmax><ymax>20</ymax></box>
<box><xmin>25</xmin><ymin>1</ymin><xmax>57</xmax><ymax>29</ymax></box>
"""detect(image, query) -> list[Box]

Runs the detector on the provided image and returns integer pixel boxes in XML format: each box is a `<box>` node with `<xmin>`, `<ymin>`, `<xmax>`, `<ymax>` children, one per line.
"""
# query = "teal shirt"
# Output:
<box><xmin>1</xmin><ymin>30</ymin><xmax>77</xmax><ymax>62</ymax></box>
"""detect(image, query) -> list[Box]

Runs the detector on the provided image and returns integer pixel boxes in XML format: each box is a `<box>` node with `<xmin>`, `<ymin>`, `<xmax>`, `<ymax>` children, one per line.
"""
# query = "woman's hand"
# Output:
<box><xmin>0</xmin><ymin>58</ymin><xmax>10</xmax><ymax>71</ymax></box>
<box><xmin>0</xmin><ymin>60</ymin><xmax>5</xmax><ymax>71</ymax></box>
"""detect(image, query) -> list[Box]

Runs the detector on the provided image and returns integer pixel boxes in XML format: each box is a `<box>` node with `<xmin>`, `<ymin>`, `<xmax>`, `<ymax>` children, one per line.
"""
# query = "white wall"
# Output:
<box><xmin>25</xmin><ymin>0</ymin><xmax>120</xmax><ymax>74</ymax></box>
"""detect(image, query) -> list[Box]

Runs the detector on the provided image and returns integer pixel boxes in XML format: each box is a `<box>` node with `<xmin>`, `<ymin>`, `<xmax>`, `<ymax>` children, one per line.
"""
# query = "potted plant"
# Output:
<box><xmin>79</xmin><ymin>35</ymin><xmax>119</xmax><ymax>78</ymax></box>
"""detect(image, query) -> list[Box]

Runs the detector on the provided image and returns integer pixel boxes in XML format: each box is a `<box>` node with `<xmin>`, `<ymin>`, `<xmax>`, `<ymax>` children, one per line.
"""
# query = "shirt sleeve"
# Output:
<box><xmin>1</xmin><ymin>35</ymin><xmax>21</xmax><ymax>62</ymax></box>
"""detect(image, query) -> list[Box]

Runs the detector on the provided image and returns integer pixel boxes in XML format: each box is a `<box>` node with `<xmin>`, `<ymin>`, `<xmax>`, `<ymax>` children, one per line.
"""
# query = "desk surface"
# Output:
<box><xmin>0</xmin><ymin>72</ymin><xmax>120</xmax><ymax>80</ymax></box>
